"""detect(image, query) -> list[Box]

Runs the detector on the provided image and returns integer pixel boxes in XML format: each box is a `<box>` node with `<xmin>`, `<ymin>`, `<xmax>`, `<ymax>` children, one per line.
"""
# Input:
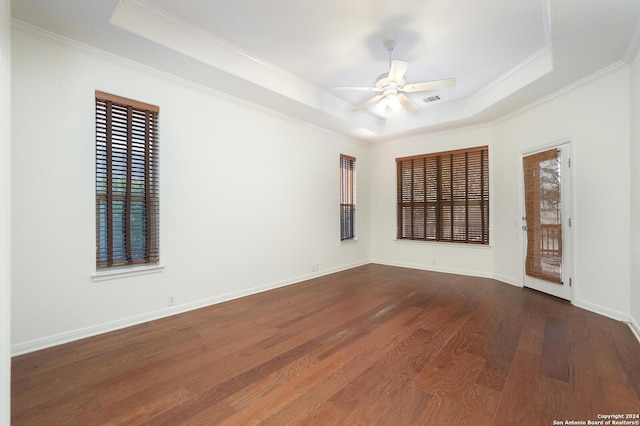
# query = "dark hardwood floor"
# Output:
<box><xmin>11</xmin><ymin>264</ymin><xmax>640</xmax><ymax>424</ymax></box>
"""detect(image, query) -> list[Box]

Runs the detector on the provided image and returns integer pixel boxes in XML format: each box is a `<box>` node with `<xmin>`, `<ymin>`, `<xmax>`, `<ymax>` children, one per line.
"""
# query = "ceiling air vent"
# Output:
<box><xmin>423</xmin><ymin>95</ymin><xmax>442</xmax><ymax>103</ymax></box>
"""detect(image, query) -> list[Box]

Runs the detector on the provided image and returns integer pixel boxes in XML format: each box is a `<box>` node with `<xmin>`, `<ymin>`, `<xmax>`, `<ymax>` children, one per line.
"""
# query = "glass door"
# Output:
<box><xmin>522</xmin><ymin>143</ymin><xmax>572</xmax><ymax>300</ymax></box>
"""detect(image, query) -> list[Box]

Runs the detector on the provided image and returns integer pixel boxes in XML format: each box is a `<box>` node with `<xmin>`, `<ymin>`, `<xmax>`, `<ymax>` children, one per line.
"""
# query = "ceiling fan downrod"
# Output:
<box><xmin>384</xmin><ymin>40</ymin><xmax>397</xmax><ymax>69</ymax></box>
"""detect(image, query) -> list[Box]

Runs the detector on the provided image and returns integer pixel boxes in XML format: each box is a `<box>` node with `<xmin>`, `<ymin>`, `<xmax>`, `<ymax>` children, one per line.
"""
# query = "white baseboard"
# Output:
<box><xmin>11</xmin><ymin>261</ymin><xmax>369</xmax><ymax>356</ymax></box>
<box><xmin>629</xmin><ymin>315</ymin><xmax>640</xmax><ymax>344</ymax></box>
<box><xmin>370</xmin><ymin>259</ymin><xmax>494</xmax><ymax>280</ymax></box>
<box><xmin>573</xmin><ymin>300</ymin><xmax>640</xmax><ymax>344</ymax></box>
<box><xmin>13</xmin><ymin>261</ymin><xmax>640</xmax><ymax>355</ymax></box>
<box><xmin>573</xmin><ymin>298</ymin><xmax>632</xmax><ymax>323</ymax></box>
<box><xmin>373</xmin><ymin>266</ymin><xmax>640</xmax><ymax>346</ymax></box>
<box><xmin>492</xmin><ymin>274</ymin><xmax>522</xmax><ymax>288</ymax></box>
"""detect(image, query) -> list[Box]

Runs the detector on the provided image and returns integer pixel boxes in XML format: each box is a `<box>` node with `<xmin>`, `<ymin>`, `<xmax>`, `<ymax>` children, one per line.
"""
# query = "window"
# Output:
<box><xmin>340</xmin><ymin>154</ymin><xmax>356</xmax><ymax>240</ymax></box>
<box><xmin>96</xmin><ymin>91</ymin><xmax>159</xmax><ymax>267</ymax></box>
<box><xmin>396</xmin><ymin>146</ymin><xmax>489</xmax><ymax>244</ymax></box>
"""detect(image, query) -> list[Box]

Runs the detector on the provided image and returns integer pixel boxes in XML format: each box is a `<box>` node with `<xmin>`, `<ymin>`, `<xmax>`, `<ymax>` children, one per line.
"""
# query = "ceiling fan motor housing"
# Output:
<box><xmin>333</xmin><ymin>40</ymin><xmax>455</xmax><ymax>114</ymax></box>
<box><xmin>376</xmin><ymin>74</ymin><xmax>404</xmax><ymax>91</ymax></box>
<box><xmin>383</xmin><ymin>85</ymin><xmax>398</xmax><ymax>96</ymax></box>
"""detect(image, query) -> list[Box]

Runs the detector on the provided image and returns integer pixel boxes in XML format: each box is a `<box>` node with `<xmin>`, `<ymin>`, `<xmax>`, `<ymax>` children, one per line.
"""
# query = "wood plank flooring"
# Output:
<box><xmin>11</xmin><ymin>264</ymin><xmax>640</xmax><ymax>424</ymax></box>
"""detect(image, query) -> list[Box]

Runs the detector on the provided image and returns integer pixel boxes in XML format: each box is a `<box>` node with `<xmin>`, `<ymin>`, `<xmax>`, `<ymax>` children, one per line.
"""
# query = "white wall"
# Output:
<box><xmin>630</xmin><ymin>52</ymin><xmax>640</xmax><ymax>336</ymax></box>
<box><xmin>371</xmin><ymin>65</ymin><xmax>633</xmax><ymax>324</ymax></box>
<box><xmin>493</xmin><ymin>66</ymin><xmax>631</xmax><ymax>319</ymax></box>
<box><xmin>370</xmin><ymin>126</ymin><xmax>495</xmax><ymax>278</ymax></box>
<box><xmin>0</xmin><ymin>0</ymin><xmax>10</xmax><ymax>421</ymax></box>
<box><xmin>11</xmin><ymin>22</ymin><xmax>639</xmax><ymax>356</ymax></box>
<box><xmin>11</xmin><ymin>26</ymin><xmax>370</xmax><ymax>353</ymax></box>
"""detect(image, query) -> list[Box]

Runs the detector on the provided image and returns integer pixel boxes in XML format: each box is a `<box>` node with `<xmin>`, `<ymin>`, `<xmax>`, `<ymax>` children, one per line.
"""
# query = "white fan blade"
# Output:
<box><xmin>389</xmin><ymin>60</ymin><xmax>409</xmax><ymax>83</ymax></box>
<box><xmin>333</xmin><ymin>86</ymin><xmax>382</xmax><ymax>92</ymax></box>
<box><xmin>352</xmin><ymin>94</ymin><xmax>385</xmax><ymax>112</ymax></box>
<box><xmin>401</xmin><ymin>78</ymin><xmax>456</xmax><ymax>93</ymax></box>
<box><xmin>398</xmin><ymin>94</ymin><xmax>420</xmax><ymax>112</ymax></box>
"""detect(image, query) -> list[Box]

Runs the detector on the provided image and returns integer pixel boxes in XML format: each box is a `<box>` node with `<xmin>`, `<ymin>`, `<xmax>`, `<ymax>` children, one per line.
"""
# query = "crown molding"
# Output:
<box><xmin>494</xmin><ymin>61</ymin><xmax>628</xmax><ymax>126</ymax></box>
<box><xmin>624</xmin><ymin>16</ymin><xmax>640</xmax><ymax>64</ymax></box>
<box><xmin>11</xmin><ymin>19</ymin><xmax>366</xmax><ymax>145</ymax></box>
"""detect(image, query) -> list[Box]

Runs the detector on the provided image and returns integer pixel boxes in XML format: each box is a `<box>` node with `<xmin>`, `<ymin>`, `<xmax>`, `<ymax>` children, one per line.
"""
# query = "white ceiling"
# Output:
<box><xmin>11</xmin><ymin>0</ymin><xmax>640</xmax><ymax>142</ymax></box>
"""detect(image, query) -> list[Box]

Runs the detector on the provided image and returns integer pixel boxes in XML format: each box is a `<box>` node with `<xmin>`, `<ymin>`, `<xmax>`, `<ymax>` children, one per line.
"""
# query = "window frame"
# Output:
<box><xmin>95</xmin><ymin>91</ymin><xmax>160</xmax><ymax>269</ymax></box>
<box><xmin>396</xmin><ymin>146</ymin><xmax>489</xmax><ymax>245</ymax></box>
<box><xmin>340</xmin><ymin>154</ymin><xmax>356</xmax><ymax>241</ymax></box>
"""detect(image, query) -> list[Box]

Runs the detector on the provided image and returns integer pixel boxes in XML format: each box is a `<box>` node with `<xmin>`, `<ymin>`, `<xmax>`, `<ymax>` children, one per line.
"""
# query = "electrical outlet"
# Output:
<box><xmin>312</xmin><ymin>264</ymin><xmax>320</xmax><ymax>272</ymax></box>
<box><xmin>167</xmin><ymin>294</ymin><xmax>176</xmax><ymax>307</ymax></box>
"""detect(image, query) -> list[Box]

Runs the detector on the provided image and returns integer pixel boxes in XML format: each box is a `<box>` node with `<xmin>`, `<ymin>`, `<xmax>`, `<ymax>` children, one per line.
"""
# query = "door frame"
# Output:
<box><xmin>519</xmin><ymin>138</ymin><xmax>574</xmax><ymax>302</ymax></box>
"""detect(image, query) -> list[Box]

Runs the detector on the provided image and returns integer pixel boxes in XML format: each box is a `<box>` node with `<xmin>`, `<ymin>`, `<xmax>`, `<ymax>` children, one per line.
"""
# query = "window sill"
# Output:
<box><xmin>341</xmin><ymin>238</ymin><xmax>358</xmax><ymax>245</ymax></box>
<box><xmin>394</xmin><ymin>239</ymin><xmax>492</xmax><ymax>249</ymax></box>
<box><xmin>91</xmin><ymin>264</ymin><xmax>165</xmax><ymax>282</ymax></box>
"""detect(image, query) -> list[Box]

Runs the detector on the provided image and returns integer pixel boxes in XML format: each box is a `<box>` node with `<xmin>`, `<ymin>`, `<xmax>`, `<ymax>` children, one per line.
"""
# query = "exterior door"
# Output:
<box><xmin>522</xmin><ymin>143</ymin><xmax>572</xmax><ymax>301</ymax></box>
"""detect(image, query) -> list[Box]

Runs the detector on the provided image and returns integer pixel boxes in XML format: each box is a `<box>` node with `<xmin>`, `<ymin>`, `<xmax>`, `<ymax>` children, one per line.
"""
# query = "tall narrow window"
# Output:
<box><xmin>397</xmin><ymin>146</ymin><xmax>489</xmax><ymax>244</ymax></box>
<box><xmin>96</xmin><ymin>91</ymin><xmax>159</xmax><ymax>268</ymax></box>
<box><xmin>340</xmin><ymin>154</ymin><xmax>356</xmax><ymax>240</ymax></box>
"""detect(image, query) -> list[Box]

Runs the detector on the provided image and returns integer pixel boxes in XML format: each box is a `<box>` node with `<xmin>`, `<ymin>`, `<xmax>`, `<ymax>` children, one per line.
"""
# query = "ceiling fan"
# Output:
<box><xmin>333</xmin><ymin>40</ymin><xmax>456</xmax><ymax>113</ymax></box>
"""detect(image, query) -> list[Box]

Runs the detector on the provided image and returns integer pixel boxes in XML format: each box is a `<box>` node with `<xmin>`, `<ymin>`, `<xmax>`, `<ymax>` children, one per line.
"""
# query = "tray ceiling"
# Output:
<box><xmin>11</xmin><ymin>0</ymin><xmax>640</xmax><ymax>142</ymax></box>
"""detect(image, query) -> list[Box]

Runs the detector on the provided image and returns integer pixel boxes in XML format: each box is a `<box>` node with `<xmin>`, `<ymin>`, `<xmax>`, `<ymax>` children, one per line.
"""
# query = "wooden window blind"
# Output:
<box><xmin>523</xmin><ymin>148</ymin><xmax>562</xmax><ymax>283</ymax></box>
<box><xmin>396</xmin><ymin>146</ymin><xmax>489</xmax><ymax>244</ymax></box>
<box><xmin>340</xmin><ymin>154</ymin><xmax>356</xmax><ymax>240</ymax></box>
<box><xmin>96</xmin><ymin>91</ymin><xmax>159</xmax><ymax>267</ymax></box>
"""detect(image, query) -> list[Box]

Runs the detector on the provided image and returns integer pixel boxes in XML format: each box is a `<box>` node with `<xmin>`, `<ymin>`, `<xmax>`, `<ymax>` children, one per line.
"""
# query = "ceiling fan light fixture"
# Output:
<box><xmin>387</xmin><ymin>93</ymin><xmax>402</xmax><ymax>112</ymax></box>
<box><xmin>376</xmin><ymin>97</ymin><xmax>389</xmax><ymax>111</ymax></box>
